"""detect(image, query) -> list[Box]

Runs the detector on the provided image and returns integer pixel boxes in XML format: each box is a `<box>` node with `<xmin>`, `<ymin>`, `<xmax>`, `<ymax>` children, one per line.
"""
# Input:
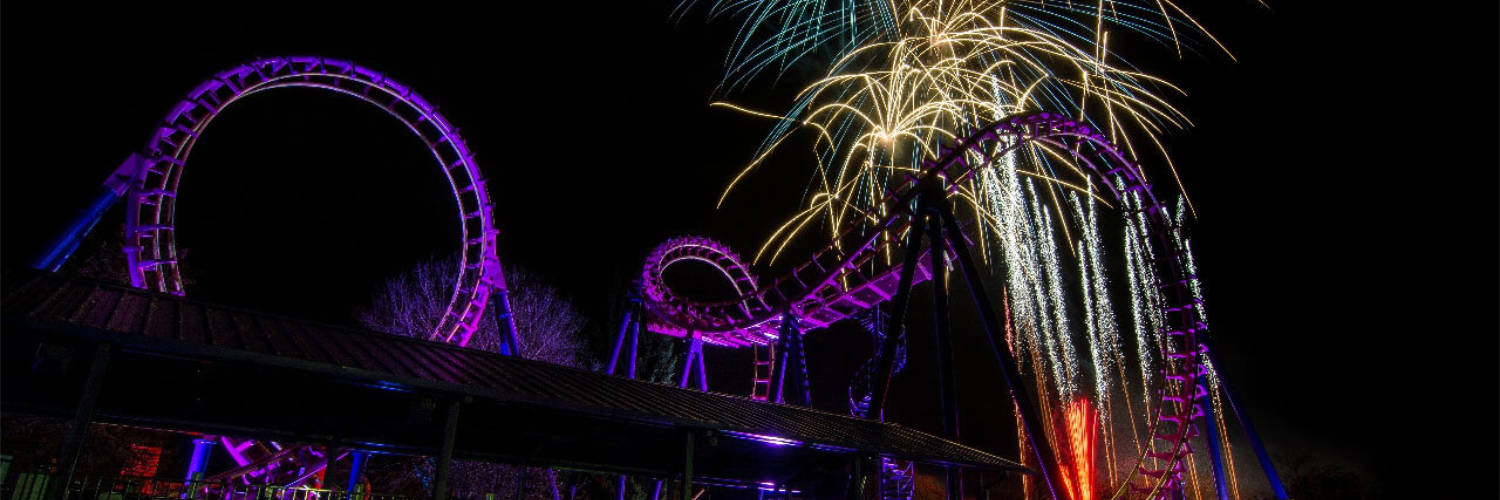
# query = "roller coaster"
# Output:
<box><xmin>33</xmin><ymin>56</ymin><xmax>1286</xmax><ymax>500</ymax></box>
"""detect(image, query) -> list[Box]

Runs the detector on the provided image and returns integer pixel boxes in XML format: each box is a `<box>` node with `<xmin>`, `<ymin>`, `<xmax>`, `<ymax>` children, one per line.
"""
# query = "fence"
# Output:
<box><xmin>0</xmin><ymin>469</ymin><xmax>418</xmax><ymax>500</ymax></box>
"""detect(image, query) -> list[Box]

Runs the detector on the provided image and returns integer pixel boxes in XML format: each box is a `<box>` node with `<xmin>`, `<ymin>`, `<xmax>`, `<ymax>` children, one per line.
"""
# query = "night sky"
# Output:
<box><xmin>2</xmin><ymin>2</ymin><xmax>1492</xmax><ymax>497</ymax></box>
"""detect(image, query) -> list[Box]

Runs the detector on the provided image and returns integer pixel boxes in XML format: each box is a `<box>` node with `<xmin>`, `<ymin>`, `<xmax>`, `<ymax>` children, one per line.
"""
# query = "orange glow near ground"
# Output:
<box><xmin>1058</xmin><ymin>398</ymin><xmax>1097</xmax><ymax>500</ymax></box>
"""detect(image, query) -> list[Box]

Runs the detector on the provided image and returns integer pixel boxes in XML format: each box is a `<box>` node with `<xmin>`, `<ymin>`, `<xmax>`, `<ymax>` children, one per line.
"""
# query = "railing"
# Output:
<box><xmin>1</xmin><ymin>470</ymin><xmax>417</xmax><ymax>500</ymax></box>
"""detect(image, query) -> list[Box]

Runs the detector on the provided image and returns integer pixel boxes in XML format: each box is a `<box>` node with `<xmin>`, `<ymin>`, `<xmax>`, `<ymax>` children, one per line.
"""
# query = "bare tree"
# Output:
<box><xmin>358</xmin><ymin>255</ymin><xmax>590</xmax><ymax>368</ymax></box>
<box><xmin>356</xmin><ymin>254</ymin><xmax>594</xmax><ymax>499</ymax></box>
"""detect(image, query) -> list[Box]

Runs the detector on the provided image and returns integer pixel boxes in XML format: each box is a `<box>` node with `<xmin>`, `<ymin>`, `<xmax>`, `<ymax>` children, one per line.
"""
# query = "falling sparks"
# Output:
<box><xmin>675</xmin><ymin>0</ymin><xmax>1249</xmax><ymax>496</ymax></box>
<box><xmin>1059</xmin><ymin>397</ymin><xmax>1098</xmax><ymax>500</ymax></box>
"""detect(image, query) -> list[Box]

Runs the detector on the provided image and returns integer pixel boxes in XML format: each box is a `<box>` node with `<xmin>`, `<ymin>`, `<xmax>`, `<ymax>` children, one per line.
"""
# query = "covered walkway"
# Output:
<box><xmin>1</xmin><ymin>270</ymin><xmax>1026</xmax><ymax>498</ymax></box>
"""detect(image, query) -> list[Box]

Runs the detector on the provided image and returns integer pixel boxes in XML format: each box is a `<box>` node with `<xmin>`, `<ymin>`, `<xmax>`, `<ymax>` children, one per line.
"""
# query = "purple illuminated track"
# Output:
<box><xmin>124</xmin><ymin>56</ymin><xmax>511</xmax><ymax>347</ymax></box>
<box><xmin>640</xmin><ymin>112</ymin><xmax>1207</xmax><ymax>497</ymax></box>
<box><xmin>115</xmin><ymin>56</ymin><xmax>516</xmax><ymax>487</ymax></box>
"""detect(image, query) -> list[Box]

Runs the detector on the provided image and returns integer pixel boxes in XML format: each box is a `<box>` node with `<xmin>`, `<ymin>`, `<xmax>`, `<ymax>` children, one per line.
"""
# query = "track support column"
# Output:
<box><xmin>33</xmin><ymin>154</ymin><xmax>144</xmax><ymax>272</ymax></box>
<box><xmin>184</xmin><ymin>437</ymin><xmax>216</xmax><ymax>497</ymax></box>
<box><xmin>926</xmin><ymin>213</ymin><xmax>962</xmax><ymax>500</ymax></box>
<box><xmin>1203</xmin><ymin>346</ymin><xmax>1287</xmax><ymax>499</ymax></box>
<box><xmin>346</xmin><ymin>450</ymin><xmax>369</xmax><ymax>497</ymax></box>
<box><xmin>937</xmin><ymin>206</ymin><xmax>1066</xmax><ymax>500</ymax></box>
<box><xmin>679</xmin><ymin>333</ymin><xmax>707</xmax><ymax>391</ymax></box>
<box><xmin>774</xmin><ymin>314</ymin><xmax>811</xmax><ymax>406</ymax></box>
<box><xmin>865</xmin><ymin>212</ymin><xmax>928</xmax><ymax>421</ymax></box>
<box><xmin>1198</xmin><ymin>370</ymin><xmax>1229</xmax><ymax>500</ymax></box>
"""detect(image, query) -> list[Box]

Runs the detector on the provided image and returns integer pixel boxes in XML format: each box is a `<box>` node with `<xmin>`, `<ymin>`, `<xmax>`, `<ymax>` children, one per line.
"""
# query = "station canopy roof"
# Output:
<box><xmin>2</xmin><ymin>270</ymin><xmax>1026</xmax><ymax>486</ymax></box>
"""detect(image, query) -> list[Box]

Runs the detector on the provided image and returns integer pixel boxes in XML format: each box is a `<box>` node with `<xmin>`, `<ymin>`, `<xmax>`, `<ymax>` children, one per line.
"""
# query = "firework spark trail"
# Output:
<box><xmin>1025</xmin><ymin>179</ymin><xmax>1074</xmax><ymax>398</ymax></box>
<box><xmin>1175</xmin><ymin>196</ymin><xmax>1209</xmax><ymax>327</ymax></box>
<box><xmin>1035</xmin><ymin>183</ymin><xmax>1080</xmax><ymax>397</ymax></box>
<box><xmin>1121</xmin><ymin>187</ymin><xmax>1160</xmax><ymax>412</ymax></box>
<box><xmin>676</xmin><ymin>1</ymin><xmax>1246</xmax><ymax>495</ymax></box>
<box><xmin>1084</xmin><ymin>180</ymin><xmax>1122</xmax><ymax>399</ymax></box>
<box><xmin>713</xmin><ymin>7</ymin><xmax>1198</xmax><ymax>268</ymax></box>
<box><xmin>1069</xmin><ymin>193</ymin><xmax>1109</xmax><ymax>409</ymax></box>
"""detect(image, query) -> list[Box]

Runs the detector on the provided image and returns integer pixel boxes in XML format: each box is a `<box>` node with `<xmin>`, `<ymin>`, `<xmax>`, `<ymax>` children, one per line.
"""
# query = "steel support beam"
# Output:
<box><xmin>1198</xmin><ymin>372</ymin><xmax>1229</xmax><ymax>500</ymax></box>
<box><xmin>346</xmin><ymin>450</ymin><xmax>369</xmax><ymax>496</ymax></box>
<box><xmin>434</xmin><ymin>399</ymin><xmax>461</xmax><ymax>500</ymax></box>
<box><xmin>490</xmin><ymin>289</ymin><xmax>520</xmax><ymax>357</ymax></box>
<box><xmin>1203</xmin><ymin>346</ymin><xmax>1287</xmax><ymax>499</ymax></box>
<box><xmin>184</xmin><ymin>437</ymin><xmax>216</xmax><ymax>498</ymax></box>
<box><xmin>50</xmin><ymin>343</ymin><xmax>112</xmax><ymax>500</ymax></box>
<box><xmin>33</xmin><ymin>154</ymin><xmax>143</xmax><ymax>272</ymax></box>
<box><xmin>926</xmin><ymin>215</ymin><xmax>962</xmax><ymax>500</ymax></box>
<box><xmin>865</xmin><ymin>213</ymin><xmax>928</xmax><ymax>421</ymax></box>
<box><xmin>681</xmin><ymin>432</ymin><xmax>695</xmax><ymax>500</ymax></box>
<box><xmin>608</xmin><ymin>308</ymin><xmax>634</xmax><ymax>376</ymax></box>
<box><xmin>937</xmin><ymin>208</ymin><xmax>1065</xmax><ymax>500</ymax></box>
<box><xmin>679</xmin><ymin>334</ymin><xmax>707</xmax><ymax>391</ymax></box>
<box><xmin>774</xmin><ymin>315</ymin><xmax>811</xmax><ymax>406</ymax></box>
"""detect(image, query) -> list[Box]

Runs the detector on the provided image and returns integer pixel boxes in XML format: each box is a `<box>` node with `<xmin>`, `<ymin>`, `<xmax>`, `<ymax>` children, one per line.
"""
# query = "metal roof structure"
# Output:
<box><xmin>1</xmin><ymin>270</ymin><xmax>1026</xmax><ymax>488</ymax></box>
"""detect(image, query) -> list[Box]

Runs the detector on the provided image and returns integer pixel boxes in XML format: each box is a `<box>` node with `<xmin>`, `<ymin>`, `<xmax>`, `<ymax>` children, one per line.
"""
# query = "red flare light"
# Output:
<box><xmin>1057</xmin><ymin>398</ymin><xmax>1097</xmax><ymax>500</ymax></box>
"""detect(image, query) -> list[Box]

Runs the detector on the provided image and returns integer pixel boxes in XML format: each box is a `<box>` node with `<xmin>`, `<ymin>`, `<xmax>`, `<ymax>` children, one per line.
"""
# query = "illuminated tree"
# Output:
<box><xmin>358</xmin><ymin>255</ymin><xmax>589</xmax><ymax>367</ymax></box>
<box><xmin>357</xmin><ymin>254</ymin><xmax>592</xmax><ymax>498</ymax></box>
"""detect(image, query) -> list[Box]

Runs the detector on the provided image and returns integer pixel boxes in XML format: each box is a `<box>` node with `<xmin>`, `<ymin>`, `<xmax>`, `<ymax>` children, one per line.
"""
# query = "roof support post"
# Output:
<box><xmin>433</xmin><ymin>398</ymin><xmax>462</xmax><ymax>500</ymax></box>
<box><xmin>49</xmin><ymin>342</ymin><xmax>112</xmax><ymax>500</ymax></box>
<box><xmin>680</xmin><ymin>432</ymin><xmax>695</xmax><ymax>500</ymax></box>
<box><xmin>846</xmin><ymin>455</ymin><xmax>865</xmax><ymax>500</ymax></box>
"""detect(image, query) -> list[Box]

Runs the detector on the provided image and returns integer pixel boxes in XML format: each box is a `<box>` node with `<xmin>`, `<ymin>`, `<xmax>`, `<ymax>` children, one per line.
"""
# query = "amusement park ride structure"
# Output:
<box><xmin>32</xmin><ymin>56</ymin><xmax>1286</xmax><ymax>500</ymax></box>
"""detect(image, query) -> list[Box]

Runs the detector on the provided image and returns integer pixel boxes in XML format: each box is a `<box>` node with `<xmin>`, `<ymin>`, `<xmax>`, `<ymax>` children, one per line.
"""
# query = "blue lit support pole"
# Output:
<box><xmin>183</xmin><ymin>437</ymin><xmax>215</xmax><ymax>499</ymax></box>
<box><xmin>32</xmin><ymin>154</ymin><xmax>145</xmax><ymax>272</ymax></box>
<box><xmin>610</xmin><ymin>288</ymin><xmax>645</xmax><ymax>500</ymax></box>
<box><xmin>185</xmin><ymin>438</ymin><xmax>215</xmax><ymax>482</ymax></box>
<box><xmin>1203</xmin><ymin>346</ymin><xmax>1288</xmax><ymax>499</ymax></box>
<box><xmin>773</xmin><ymin>314</ymin><xmax>811</xmax><ymax>406</ymax></box>
<box><xmin>1197</xmin><ymin>371</ymin><xmax>1229</xmax><ymax>500</ymax></box>
<box><xmin>607</xmin><ymin>286</ymin><xmax>642</xmax><ymax>378</ymax></box>
<box><xmin>679</xmin><ymin>333</ymin><xmax>707</xmax><ymax>391</ymax></box>
<box><xmin>490</xmin><ymin>287</ymin><xmax>521</xmax><ymax>357</ymax></box>
<box><xmin>346</xmin><ymin>450</ymin><xmax>369</xmax><ymax>497</ymax></box>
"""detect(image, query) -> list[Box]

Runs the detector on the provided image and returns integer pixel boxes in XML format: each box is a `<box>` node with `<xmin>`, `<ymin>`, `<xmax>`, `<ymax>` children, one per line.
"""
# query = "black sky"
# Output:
<box><xmin>2</xmin><ymin>2</ymin><xmax>1493</xmax><ymax>497</ymax></box>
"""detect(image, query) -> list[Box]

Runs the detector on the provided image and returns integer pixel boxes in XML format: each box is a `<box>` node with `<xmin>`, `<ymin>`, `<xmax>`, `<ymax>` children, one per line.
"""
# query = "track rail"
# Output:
<box><xmin>123</xmin><ymin>56</ymin><xmax>510</xmax><ymax>346</ymax></box>
<box><xmin>116</xmin><ymin>56</ymin><xmax>514</xmax><ymax>487</ymax></box>
<box><xmin>641</xmin><ymin>112</ymin><xmax>1205</xmax><ymax>497</ymax></box>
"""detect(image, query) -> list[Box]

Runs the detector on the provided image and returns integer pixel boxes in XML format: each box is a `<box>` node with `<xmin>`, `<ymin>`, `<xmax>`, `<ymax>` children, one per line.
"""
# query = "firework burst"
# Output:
<box><xmin>680</xmin><ymin>1</ymin><xmax>1250</xmax><ymax>497</ymax></box>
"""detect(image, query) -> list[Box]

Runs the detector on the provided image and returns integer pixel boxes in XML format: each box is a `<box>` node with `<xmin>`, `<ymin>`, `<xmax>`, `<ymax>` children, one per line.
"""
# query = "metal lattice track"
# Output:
<box><xmin>640</xmin><ymin>112</ymin><xmax>1206</xmax><ymax>498</ymax></box>
<box><xmin>114</xmin><ymin>56</ymin><xmax>515</xmax><ymax>487</ymax></box>
<box><xmin>751</xmin><ymin>343</ymin><xmax>775</xmax><ymax>401</ymax></box>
